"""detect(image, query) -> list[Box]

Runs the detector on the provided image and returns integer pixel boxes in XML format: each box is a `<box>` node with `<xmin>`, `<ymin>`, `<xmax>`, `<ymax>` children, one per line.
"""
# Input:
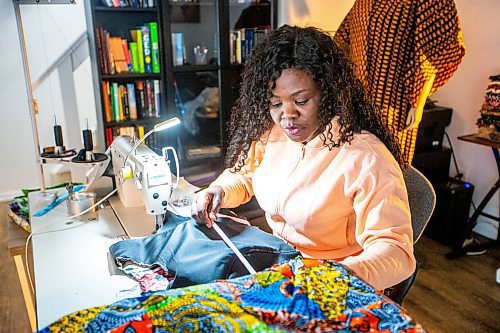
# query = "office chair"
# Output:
<box><xmin>385</xmin><ymin>166</ymin><xmax>436</xmax><ymax>304</ymax></box>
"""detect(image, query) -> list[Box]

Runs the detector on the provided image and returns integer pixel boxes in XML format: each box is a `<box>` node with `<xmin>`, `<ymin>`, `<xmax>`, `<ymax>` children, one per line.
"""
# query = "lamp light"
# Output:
<box><xmin>124</xmin><ymin>117</ymin><xmax>181</xmax><ymax>166</ymax></box>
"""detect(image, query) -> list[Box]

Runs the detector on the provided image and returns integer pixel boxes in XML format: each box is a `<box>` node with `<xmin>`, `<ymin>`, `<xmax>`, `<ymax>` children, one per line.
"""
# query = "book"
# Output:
<box><xmin>148</xmin><ymin>22</ymin><xmax>161</xmax><ymax>73</ymax></box>
<box><xmin>122</xmin><ymin>85</ymin><xmax>130</xmax><ymax>120</ymax></box>
<box><xmin>127</xmin><ymin>83</ymin><xmax>138</xmax><ymax>120</ymax></box>
<box><xmin>129</xmin><ymin>42</ymin><xmax>140</xmax><ymax>73</ymax></box>
<box><xmin>171</xmin><ymin>32</ymin><xmax>184</xmax><ymax>66</ymax></box>
<box><xmin>137</xmin><ymin>125</ymin><xmax>145</xmax><ymax>139</ymax></box>
<box><xmin>102</xmin><ymin>81</ymin><xmax>112</xmax><ymax>122</ymax></box>
<box><xmin>153</xmin><ymin>79</ymin><xmax>161</xmax><ymax>117</ymax></box>
<box><xmin>145</xmin><ymin>80</ymin><xmax>153</xmax><ymax>117</ymax></box>
<box><xmin>130</xmin><ymin>29</ymin><xmax>145</xmax><ymax>73</ymax></box>
<box><xmin>105</xmin><ymin>127</ymin><xmax>114</xmax><ymax>147</ymax></box>
<box><xmin>141</xmin><ymin>25</ymin><xmax>152</xmax><ymax>73</ymax></box>
<box><xmin>117</xmin><ymin>84</ymin><xmax>124</xmax><ymax>120</ymax></box>
<box><xmin>111</xmin><ymin>82</ymin><xmax>120</xmax><ymax>121</ymax></box>
<box><xmin>135</xmin><ymin>80</ymin><xmax>147</xmax><ymax>119</ymax></box>
<box><xmin>121</xmin><ymin>39</ymin><xmax>133</xmax><ymax>72</ymax></box>
<box><xmin>110</xmin><ymin>37</ymin><xmax>128</xmax><ymax>73</ymax></box>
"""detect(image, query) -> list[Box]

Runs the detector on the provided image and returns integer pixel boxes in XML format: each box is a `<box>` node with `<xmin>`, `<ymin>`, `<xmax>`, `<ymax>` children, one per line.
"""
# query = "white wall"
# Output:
<box><xmin>279</xmin><ymin>0</ymin><xmax>355</xmax><ymax>33</ymax></box>
<box><xmin>0</xmin><ymin>1</ymin><xmax>95</xmax><ymax>200</ymax></box>
<box><xmin>280</xmin><ymin>0</ymin><xmax>499</xmax><ymax>239</ymax></box>
<box><xmin>0</xmin><ymin>1</ymin><xmax>38</xmax><ymax>200</ymax></box>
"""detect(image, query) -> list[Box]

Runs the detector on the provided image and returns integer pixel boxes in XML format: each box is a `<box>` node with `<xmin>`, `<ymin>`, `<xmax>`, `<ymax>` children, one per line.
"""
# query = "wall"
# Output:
<box><xmin>280</xmin><ymin>0</ymin><xmax>499</xmax><ymax>239</ymax></box>
<box><xmin>0</xmin><ymin>1</ymin><xmax>39</xmax><ymax>200</ymax></box>
<box><xmin>278</xmin><ymin>0</ymin><xmax>355</xmax><ymax>33</ymax></box>
<box><xmin>0</xmin><ymin>1</ymin><xmax>95</xmax><ymax>200</ymax></box>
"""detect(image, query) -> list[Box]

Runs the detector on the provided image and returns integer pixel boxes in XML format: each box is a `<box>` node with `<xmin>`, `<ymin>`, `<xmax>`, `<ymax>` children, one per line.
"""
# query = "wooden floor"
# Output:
<box><xmin>1</xmin><ymin>201</ymin><xmax>499</xmax><ymax>333</ymax></box>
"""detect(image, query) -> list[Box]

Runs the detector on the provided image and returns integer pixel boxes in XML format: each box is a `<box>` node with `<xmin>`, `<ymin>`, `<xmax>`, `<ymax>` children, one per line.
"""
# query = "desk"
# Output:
<box><xmin>29</xmin><ymin>189</ymin><xmax>141</xmax><ymax>329</ymax></box>
<box><xmin>447</xmin><ymin>134</ymin><xmax>500</xmax><ymax>258</ymax></box>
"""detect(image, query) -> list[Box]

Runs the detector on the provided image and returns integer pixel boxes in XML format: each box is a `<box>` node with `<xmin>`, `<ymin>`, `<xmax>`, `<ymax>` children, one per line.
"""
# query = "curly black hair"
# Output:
<box><xmin>226</xmin><ymin>25</ymin><xmax>406</xmax><ymax>171</ymax></box>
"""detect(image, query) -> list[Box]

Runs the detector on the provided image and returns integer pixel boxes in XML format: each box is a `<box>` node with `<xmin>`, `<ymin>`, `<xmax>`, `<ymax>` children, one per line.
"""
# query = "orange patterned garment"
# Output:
<box><xmin>334</xmin><ymin>0</ymin><xmax>465</xmax><ymax>163</ymax></box>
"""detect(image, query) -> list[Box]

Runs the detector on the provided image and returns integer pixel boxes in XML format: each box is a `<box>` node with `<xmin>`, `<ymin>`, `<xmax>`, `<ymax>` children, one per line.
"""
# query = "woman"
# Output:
<box><xmin>192</xmin><ymin>25</ymin><xmax>415</xmax><ymax>290</ymax></box>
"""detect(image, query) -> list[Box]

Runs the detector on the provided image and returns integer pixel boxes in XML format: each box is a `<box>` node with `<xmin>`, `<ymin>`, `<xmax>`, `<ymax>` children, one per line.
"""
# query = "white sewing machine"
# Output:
<box><xmin>85</xmin><ymin>118</ymin><xmax>181</xmax><ymax>231</ymax></box>
<box><xmin>107</xmin><ymin>135</ymin><xmax>179</xmax><ymax>230</ymax></box>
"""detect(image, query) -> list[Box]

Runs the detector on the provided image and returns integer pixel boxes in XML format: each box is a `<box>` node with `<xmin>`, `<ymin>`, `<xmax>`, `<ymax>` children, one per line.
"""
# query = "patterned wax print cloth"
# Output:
<box><xmin>38</xmin><ymin>258</ymin><xmax>425</xmax><ymax>333</ymax></box>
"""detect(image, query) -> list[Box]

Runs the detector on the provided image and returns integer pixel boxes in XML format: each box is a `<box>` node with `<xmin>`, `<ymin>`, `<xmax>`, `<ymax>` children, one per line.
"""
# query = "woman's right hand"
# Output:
<box><xmin>191</xmin><ymin>186</ymin><xmax>225</xmax><ymax>228</ymax></box>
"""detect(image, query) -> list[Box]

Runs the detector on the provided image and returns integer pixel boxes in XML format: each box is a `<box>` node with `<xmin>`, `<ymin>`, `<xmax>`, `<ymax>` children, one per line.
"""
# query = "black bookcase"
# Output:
<box><xmin>86</xmin><ymin>0</ymin><xmax>278</xmax><ymax>186</ymax></box>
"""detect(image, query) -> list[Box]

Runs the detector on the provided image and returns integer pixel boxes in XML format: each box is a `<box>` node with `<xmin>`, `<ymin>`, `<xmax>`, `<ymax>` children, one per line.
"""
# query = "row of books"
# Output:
<box><xmin>100</xmin><ymin>0</ymin><xmax>155</xmax><ymax>8</ymax></box>
<box><xmin>105</xmin><ymin>125</ymin><xmax>160</xmax><ymax>148</ymax></box>
<box><xmin>101</xmin><ymin>79</ymin><xmax>161</xmax><ymax>122</ymax></box>
<box><xmin>229</xmin><ymin>28</ymin><xmax>270</xmax><ymax>64</ymax></box>
<box><xmin>96</xmin><ymin>23</ymin><xmax>160</xmax><ymax>75</ymax></box>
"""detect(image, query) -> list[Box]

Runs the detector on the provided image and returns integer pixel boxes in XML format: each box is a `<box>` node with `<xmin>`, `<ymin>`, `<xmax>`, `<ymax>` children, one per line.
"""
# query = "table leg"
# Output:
<box><xmin>13</xmin><ymin>255</ymin><xmax>37</xmax><ymax>332</ymax></box>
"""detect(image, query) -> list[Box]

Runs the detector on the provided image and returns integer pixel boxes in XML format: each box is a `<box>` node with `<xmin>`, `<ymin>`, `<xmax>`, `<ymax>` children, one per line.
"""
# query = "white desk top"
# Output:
<box><xmin>30</xmin><ymin>188</ymin><xmax>141</xmax><ymax>329</ymax></box>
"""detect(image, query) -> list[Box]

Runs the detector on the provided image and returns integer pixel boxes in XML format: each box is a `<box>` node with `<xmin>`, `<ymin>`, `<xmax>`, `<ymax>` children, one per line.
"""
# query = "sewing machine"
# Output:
<box><xmin>84</xmin><ymin>118</ymin><xmax>181</xmax><ymax>231</ymax></box>
<box><xmin>107</xmin><ymin>135</ymin><xmax>179</xmax><ymax>230</ymax></box>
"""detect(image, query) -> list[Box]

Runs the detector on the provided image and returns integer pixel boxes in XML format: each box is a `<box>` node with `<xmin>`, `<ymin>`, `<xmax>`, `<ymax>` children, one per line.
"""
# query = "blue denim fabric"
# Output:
<box><xmin>109</xmin><ymin>213</ymin><xmax>300</xmax><ymax>289</ymax></box>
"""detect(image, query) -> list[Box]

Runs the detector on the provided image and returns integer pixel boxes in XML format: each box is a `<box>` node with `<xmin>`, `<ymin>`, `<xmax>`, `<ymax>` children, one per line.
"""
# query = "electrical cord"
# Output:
<box><xmin>24</xmin><ymin>187</ymin><xmax>118</xmax><ymax>293</ymax></box>
<box><xmin>444</xmin><ymin>131</ymin><xmax>463</xmax><ymax>180</ymax></box>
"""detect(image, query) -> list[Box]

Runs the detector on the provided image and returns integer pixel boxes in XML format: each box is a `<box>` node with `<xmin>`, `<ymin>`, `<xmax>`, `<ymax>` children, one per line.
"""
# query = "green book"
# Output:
<box><xmin>111</xmin><ymin>82</ymin><xmax>120</xmax><ymax>121</ymax></box>
<box><xmin>129</xmin><ymin>42</ymin><xmax>140</xmax><ymax>73</ymax></box>
<box><xmin>130</xmin><ymin>29</ymin><xmax>145</xmax><ymax>73</ymax></box>
<box><xmin>148</xmin><ymin>22</ymin><xmax>160</xmax><ymax>73</ymax></box>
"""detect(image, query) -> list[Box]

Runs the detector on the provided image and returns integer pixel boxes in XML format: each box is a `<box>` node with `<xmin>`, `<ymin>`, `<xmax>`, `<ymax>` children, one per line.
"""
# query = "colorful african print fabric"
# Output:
<box><xmin>334</xmin><ymin>0</ymin><xmax>465</xmax><ymax>163</ymax></box>
<box><xmin>38</xmin><ymin>258</ymin><xmax>425</xmax><ymax>333</ymax></box>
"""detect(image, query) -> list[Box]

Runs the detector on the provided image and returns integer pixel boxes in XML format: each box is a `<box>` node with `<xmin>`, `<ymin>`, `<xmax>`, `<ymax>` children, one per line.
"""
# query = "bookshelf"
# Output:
<box><xmin>87</xmin><ymin>0</ymin><xmax>278</xmax><ymax>186</ymax></box>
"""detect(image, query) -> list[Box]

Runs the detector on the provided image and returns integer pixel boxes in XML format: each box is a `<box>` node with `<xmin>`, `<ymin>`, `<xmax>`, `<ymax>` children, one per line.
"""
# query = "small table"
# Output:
<box><xmin>447</xmin><ymin>134</ymin><xmax>500</xmax><ymax>258</ymax></box>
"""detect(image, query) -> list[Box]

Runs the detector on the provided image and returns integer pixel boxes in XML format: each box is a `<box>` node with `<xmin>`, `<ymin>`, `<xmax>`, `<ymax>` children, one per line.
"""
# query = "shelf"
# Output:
<box><xmin>90</xmin><ymin>0</ymin><xmax>277</xmax><ymax>163</ymax></box>
<box><xmin>172</xmin><ymin>64</ymin><xmax>219</xmax><ymax>73</ymax></box>
<box><xmin>101</xmin><ymin>73</ymin><xmax>162</xmax><ymax>80</ymax></box>
<box><xmin>94</xmin><ymin>6</ymin><xmax>157</xmax><ymax>13</ymax></box>
<box><xmin>169</xmin><ymin>1</ymin><xmax>215</xmax><ymax>6</ymax></box>
<box><xmin>105</xmin><ymin>117</ymin><xmax>167</xmax><ymax>128</ymax></box>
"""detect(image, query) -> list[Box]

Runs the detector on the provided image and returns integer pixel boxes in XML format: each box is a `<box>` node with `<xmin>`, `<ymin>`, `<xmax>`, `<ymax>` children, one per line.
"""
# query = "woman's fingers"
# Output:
<box><xmin>191</xmin><ymin>186</ymin><xmax>224</xmax><ymax>228</ymax></box>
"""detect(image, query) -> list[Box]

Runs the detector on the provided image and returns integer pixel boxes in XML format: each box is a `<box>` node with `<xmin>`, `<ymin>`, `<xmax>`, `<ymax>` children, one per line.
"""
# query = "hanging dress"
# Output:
<box><xmin>334</xmin><ymin>0</ymin><xmax>465</xmax><ymax>164</ymax></box>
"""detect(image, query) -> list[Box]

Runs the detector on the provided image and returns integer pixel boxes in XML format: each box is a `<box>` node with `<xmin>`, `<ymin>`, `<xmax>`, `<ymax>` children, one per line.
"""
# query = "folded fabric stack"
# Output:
<box><xmin>478</xmin><ymin>74</ymin><xmax>500</xmax><ymax>142</ymax></box>
<box><xmin>37</xmin><ymin>258</ymin><xmax>425</xmax><ymax>333</ymax></box>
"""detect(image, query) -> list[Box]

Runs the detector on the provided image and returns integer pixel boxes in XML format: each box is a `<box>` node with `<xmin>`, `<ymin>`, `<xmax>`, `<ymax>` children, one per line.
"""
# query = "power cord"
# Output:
<box><xmin>444</xmin><ymin>131</ymin><xmax>463</xmax><ymax>180</ymax></box>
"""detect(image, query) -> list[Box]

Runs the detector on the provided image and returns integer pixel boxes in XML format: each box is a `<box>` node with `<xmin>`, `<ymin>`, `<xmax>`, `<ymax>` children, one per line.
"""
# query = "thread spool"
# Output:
<box><xmin>67</xmin><ymin>192</ymin><xmax>98</xmax><ymax>221</ymax></box>
<box><xmin>83</xmin><ymin>129</ymin><xmax>93</xmax><ymax>151</ymax></box>
<box><xmin>54</xmin><ymin>125</ymin><xmax>63</xmax><ymax>146</ymax></box>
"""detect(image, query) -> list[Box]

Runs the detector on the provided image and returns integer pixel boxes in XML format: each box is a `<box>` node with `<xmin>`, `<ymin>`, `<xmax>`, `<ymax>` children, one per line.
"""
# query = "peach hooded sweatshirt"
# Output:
<box><xmin>211</xmin><ymin>120</ymin><xmax>416</xmax><ymax>290</ymax></box>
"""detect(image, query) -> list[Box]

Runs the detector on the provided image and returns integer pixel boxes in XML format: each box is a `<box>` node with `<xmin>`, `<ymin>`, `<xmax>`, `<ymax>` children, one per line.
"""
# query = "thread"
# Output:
<box><xmin>83</xmin><ymin>129</ymin><xmax>93</xmax><ymax>151</ymax></box>
<box><xmin>54</xmin><ymin>125</ymin><xmax>63</xmax><ymax>146</ymax></box>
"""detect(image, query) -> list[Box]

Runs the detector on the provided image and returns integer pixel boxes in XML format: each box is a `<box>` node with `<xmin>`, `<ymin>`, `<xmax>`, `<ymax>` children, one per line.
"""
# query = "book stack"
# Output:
<box><xmin>229</xmin><ymin>28</ymin><xmax>269</xmax><ymax>64</ymax></box>
<box><xmin>105</xmin><ymin>125</ymin><xmax>146</xmax><ymax>147</ymax></box>
<box><xmin>95</xmin><ymin>22</ymin><xmax>161</xmax><ymax>75</ymax></box>
<box><xmin>101</xmin><ymin>79</ymin><xmax>161</xmax><ymax>123</ymax></box>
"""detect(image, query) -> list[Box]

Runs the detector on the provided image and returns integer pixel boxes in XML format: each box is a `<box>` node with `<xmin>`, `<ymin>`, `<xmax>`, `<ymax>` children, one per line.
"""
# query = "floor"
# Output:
<box><xmin>1</xmin><ymin>201</ymin><xmax>499</xmax><ymax>333</ymax></box>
